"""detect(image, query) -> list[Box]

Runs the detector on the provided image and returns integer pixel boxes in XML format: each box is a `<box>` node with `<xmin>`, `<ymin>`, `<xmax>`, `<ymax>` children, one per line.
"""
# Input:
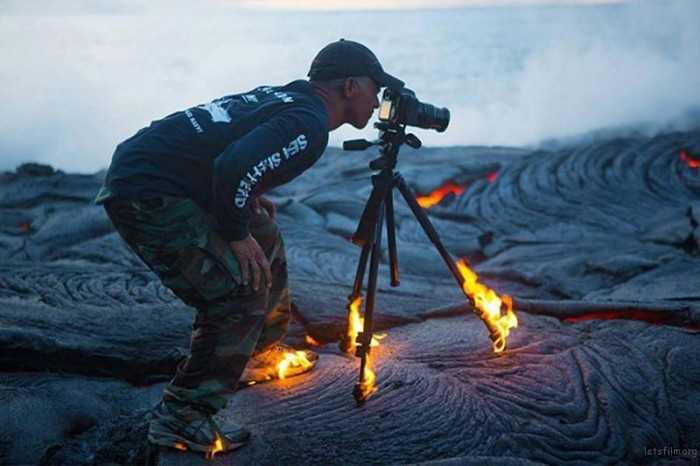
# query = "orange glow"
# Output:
<box><xmin>305</xmin><ymin>334</ymin><xmax>321</xmax><ymax>346</ymax></box>
<box><xmin>346</xmin><ymin>297</ymin><xmax>364</xmax><ymax>351</ymax></box>
<box><xmin>563</xmin><ymin>310</ymin><xmax>700</xmax><ymax>330</ymax></box>
<box><xmin>345</xmin><ymin>296</ymin><xmax>386</xmax><ymax>400</ymax></box>
<box><xmin>356</xmin><ymin>353</ymin><xmax>379</xmax><ymax>401</ymax></box>
<box><xmin>344</xmin><ymin>296</ymin><xmax>385</xmax><ymax>353</ymax></box>
<box><xmin>456</xmin><ymin>259</ymin><xmax>518</xmax><ymax>352</ymax></box>
<box><xmin>416</xmin><ymin>181</ymin><xmax>466</xmax><ymax>208</ymax></box>
<box><xmin>205</xmin><ymin>433</ymin><xmax>225</xmax><ymax>460</ymax></box>
<box><xmin>173</xmin><ymin>442</ymin><xmax>188</xmax><ymax>452</ymax></box>
<box><xmin>276</xmin><ymin>350</ymin><xmax>314</xmax><ymax>380</ymax></box>
<box><xmin>680</xmin><ymin>149</ymin><xmax>700</xmax><ymax>168</ymax></box>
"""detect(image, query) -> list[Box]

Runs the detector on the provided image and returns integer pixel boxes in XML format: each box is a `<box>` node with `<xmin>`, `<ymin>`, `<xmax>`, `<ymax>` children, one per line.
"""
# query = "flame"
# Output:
<box><xmin>173</xmin><ymin>442</ymin><xmax>188</xmax><ymax>452</ymax></box>
<box><xmin>276</xmin><ymin>350</ymin><xmax>313</xmax><ymax>380</ymax></box>
<box><xmin>205</xmin><ymin>433</ymin><xmax>225</xmax><ymax>460</ymax></box>
<box><xmin>305</xmin><ymin>334</ymin><xmax>321</xmax><ymax>346</ymax></box>
<box><xmin>416</xmin><ymin>181</ymin><xmax>466</xmax><ymax>208</ymax></box>
<box><xmin>356</xmin><ymin>353</ymin><xmax>379</xmax><ymax>401</ymax></box>
<box><xmin>345</xmin><ymin>296</ymin><xmax>385</xmax><ymax>352</ymax></box>
<box><xmin>346</xmin><ymin>297</ymin><xmax>364</xmax><ymax>350</ymax></box>
<box><xmin>345</xmin><ymin>296</ymin><xmax>386</xmax><ymax>401</ymax></box>
<box><xmin>456</xmin><ymin>259</ymin><xmax>518</xmax><ymax>353</ymax></box>
<box><xmin>680</xmin><ymin>149</ymin><xmax>700</xmax><ymax>168</ymax></box>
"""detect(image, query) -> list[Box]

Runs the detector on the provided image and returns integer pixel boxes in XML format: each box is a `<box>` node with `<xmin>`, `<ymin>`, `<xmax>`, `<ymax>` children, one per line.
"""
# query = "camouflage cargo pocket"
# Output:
<box><xmin>169</xmin><ymin>227</ymin><xmax>248</xmax><ymax>301</ymax></box>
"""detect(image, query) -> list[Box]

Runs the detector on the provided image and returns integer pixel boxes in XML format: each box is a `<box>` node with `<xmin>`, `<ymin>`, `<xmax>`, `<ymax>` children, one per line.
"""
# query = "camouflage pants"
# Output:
<box><xmin>104</xmin><ymin>196</ymin><xmax>289</xmax><ymax>415</ymax></box>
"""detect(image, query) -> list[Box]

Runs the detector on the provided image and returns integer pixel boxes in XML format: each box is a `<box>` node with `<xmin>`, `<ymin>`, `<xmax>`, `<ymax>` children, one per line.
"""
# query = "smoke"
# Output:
<box><xmin>415</xmin><ymin>0</ymin><xmax>700</xmax><ymax>148</ymax></box>
<box><xmin>0</xmin><ymin>6</ymin><xmax>311</xmax><ymax>173</ymax></box>
<box><xmin>0</xmin><ymin>0</ymin><xmax>698</xmax><ymax>173</ymax></box>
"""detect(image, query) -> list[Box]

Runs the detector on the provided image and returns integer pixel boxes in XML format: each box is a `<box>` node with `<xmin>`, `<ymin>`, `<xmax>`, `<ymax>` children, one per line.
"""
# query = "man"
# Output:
<box><xmin>95</xmin><ymin>39</ymin><xmax>403</xmax><ymax>455</ymax></box>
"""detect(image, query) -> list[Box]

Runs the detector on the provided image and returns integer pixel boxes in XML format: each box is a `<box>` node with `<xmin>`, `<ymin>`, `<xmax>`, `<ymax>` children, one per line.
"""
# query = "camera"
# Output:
<box><xmin>377</xmin><ymin>88</ymin><xmax>450</xmax><ymax>132</ymax></box>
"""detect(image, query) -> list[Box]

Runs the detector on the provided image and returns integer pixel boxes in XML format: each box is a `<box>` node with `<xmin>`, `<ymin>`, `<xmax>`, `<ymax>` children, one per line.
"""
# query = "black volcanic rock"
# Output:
<box><xmin>160</xmin><ymin>313</ymin><xmax>700</xmax><ymax>466</ymax></box>
<box><xmin>1</xmin><ymin>129</ymin><xmax>699</xmax><ymax>465</ymax></box>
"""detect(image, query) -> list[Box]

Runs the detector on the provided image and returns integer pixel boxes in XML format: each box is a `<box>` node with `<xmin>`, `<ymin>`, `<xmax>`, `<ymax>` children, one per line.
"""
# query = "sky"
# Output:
<box><xmin>1</xmin><ymin>0</ymin><xmax>698</xmax><ymax>173</ymax></box>
<box><xmin>3</xmin><ymin>0</ymin><xmax>630</xmax><ymax>14</ymax></box>
<box><xmin>237</xmin><ymin>0</ymin><xmax>628</xmax><ymax>10</ymax></box>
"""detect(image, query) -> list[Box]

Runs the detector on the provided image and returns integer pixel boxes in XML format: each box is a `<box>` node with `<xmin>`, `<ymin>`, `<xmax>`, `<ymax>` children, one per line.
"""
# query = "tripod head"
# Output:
<box><xmin>343</xmin><ymin>122</ymin><xmax>422</xmax><ymax>172</ymax></box>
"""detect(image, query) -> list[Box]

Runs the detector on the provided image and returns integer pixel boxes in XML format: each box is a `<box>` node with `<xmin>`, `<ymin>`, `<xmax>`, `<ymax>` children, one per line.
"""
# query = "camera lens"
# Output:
<box><xmin>403</xmin><ymin>96</ymin><xmax>450</xmax><ymax>132</ymax></box>
<box><xmin>414</xmin><ymin>103</ymin><xmax>450</xmax><ymax>132</ymax></box>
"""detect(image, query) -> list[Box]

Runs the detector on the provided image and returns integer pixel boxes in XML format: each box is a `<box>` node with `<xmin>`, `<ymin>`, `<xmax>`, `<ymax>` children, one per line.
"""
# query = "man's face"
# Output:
<box><xmin>345</xmin><ymin>77</ymin><xmax>380</xmax><ymax>129</ymax></box>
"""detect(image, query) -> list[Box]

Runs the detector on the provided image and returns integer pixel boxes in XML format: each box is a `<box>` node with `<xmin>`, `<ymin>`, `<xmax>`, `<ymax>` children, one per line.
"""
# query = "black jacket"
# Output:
<box><xmin>97</xmin><ymin>80</ymin><xmax>329</xmax><ymax>241</ymax></box>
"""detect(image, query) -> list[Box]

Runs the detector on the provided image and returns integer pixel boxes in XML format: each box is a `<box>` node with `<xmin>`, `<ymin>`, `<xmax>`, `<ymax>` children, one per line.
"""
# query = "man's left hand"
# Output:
<box><xmin>252</xmin><ymin>196</ymin><xmax>276</xmax><ymax>219</ymax></box>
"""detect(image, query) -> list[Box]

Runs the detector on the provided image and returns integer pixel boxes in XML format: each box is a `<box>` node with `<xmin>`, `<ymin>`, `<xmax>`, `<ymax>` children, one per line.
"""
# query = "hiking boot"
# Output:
<box><xmin>240</xmin><ymin>343</ymin><xmax>319</xmax><ymax>385</ymax></box>
<box><xmin>148</xmin><ymin>401</ymin><xmax>250</xmax><ymax>457</ymax></box>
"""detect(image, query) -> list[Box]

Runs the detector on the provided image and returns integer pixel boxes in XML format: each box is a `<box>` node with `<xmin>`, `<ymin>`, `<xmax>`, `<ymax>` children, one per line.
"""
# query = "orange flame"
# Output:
<box><xmin>680</xmin><ymin>149</ymin><xmax>700</xmax><ymax>168</ymax></box>
<box><xmin>276</xmin><ymin>350</ymin><xmax>313</xmax><ymax>380</ymax></box>
<box><xmin>173</xmin><ymin>441</ymin><xmax>188</xmax><ymax>452</ymax></box>
<box><xmin>346</xmin><ymin>297</ymin><xmax>363</xmax><ymax>349</ymax></box>
<box><xmin>345</xmin><ymin>296</ymin><xmax>386</xmax><ymax>401</ymax></box>
<box><xmin>456</xmin><ymin>259</ymin><xmax>518</xmax><ymax>353</ymax></box>
<box><xmin>416</xmin><ymin>181</ymin><xmax>466</xmax><ymax>208</ymax></box>
<box><xmin>345</xmin><ymin>296</ymin><xmax>385</xmax><ymax>351</ymax></box>
<box><xmin>356</xmin><ymin>352</ymin><xmax>379</xmax><ymax>401</ymax></box>
<box><xmin>205</xmin><ymin>433</ymin><xmax>225</xmax><ymax>460</ymax></box>
<box><xmin>305</xmin><ymin>334</ymin><xmax>321</xmax><ymax>346</ymax></box>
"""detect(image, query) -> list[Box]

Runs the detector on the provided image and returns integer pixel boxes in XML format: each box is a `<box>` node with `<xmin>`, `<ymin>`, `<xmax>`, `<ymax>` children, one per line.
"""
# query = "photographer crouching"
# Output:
<box><xmin>95</xmin><ymin>39</ymin><xmax>404</xmax><ymax>456</ymax></box>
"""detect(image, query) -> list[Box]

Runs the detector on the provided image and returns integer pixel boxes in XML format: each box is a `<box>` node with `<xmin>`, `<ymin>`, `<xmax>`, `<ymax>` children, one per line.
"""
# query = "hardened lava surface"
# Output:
<box><xmin>1</xmin><ymin>129</ymin><xmax>699</xmax><ymax>465</ymax></box>
<box><xmin>162</xmin><ymin>313</ymin><xmax>700</xmax><ymax>466</ymax></box>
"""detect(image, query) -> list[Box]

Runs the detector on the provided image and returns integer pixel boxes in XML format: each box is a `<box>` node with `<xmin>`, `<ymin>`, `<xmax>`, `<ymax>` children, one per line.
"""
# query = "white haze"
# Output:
<box><xmin>0</xmin><ymin>0</ymin><xmax>698</xmax><ymax>173</ymax></box>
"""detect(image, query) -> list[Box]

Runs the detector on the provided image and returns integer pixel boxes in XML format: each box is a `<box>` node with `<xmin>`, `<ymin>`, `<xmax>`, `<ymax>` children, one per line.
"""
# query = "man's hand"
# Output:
<box><xmin>229</xmin><ymin>235</ymin><xmax>271</xmax><ymax>291</ymax></box>
<box><xmin>251</xmin><ymin>196</ymin><xmax>276</xmax><ymax>220</ymax></box>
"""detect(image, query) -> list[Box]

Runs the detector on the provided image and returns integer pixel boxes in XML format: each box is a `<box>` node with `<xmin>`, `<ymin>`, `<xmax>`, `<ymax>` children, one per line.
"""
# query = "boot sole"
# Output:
<box><xmin>148</xmin><ymin>429</ymin><xmax>249</xmax><ymax>455</ymax></box>
<box><xmin>239</xmin><ymin>355</ymin><xmax>318</xmax><ymax>387</ymax></box>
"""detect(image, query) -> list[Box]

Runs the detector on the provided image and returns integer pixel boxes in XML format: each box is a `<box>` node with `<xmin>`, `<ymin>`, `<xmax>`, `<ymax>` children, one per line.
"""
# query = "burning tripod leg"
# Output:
<box><xmin>396</xmin><ymin>177</ymin><xmax>518</xmax><ymax>353</ymax></box>
<box><xmin>339</xmin><ymin>241</ymin><xmax>370</xmax><ymax>354</ymax></box>
<box><xmin>353</xmin><ymin>198</ymin><xmax>385</xmax><ymax>404</ymax></box>
<box><xmin>342</xmin><ymin>121</ymin><xmax>519</xmax><ymax>404</ymax></box>
<box><xmin>342</xmin><ymin>170</ymin><xmax>395</xmax><ymax>404</ymax></box>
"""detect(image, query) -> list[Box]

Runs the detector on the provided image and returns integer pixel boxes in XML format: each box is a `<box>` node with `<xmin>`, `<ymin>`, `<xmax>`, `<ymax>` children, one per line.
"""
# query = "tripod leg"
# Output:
<box><xmin>351</xmin><ymin>243</ymin><xmax>371</xmax><ymax>297</ymax></box>
<box><xmin>340</xmin><ymin>241</ymin><xmax>372</xmax><ymax>354</ymax></box>
<box><xmin>395</xmin><ymin>176</ymin><xmax>463</xmax><ymax>288</ymax></box>
<box><xmin>385</xmin><ymin>190</ymin><xmax>400</xmax><ymax>287</ymax></box>
<box><xmin>352</xmin><ymin>174</ymin><xmax>392</xmax><ymax>247</ymax></box>
<box><xmin>354</xmin><ymin>200</ymin><xmax>385</xmax><ymax>403</ymax></box>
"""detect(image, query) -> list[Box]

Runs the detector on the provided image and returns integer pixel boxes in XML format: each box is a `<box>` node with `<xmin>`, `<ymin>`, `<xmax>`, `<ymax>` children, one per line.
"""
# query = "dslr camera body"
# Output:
<box><xmin>377</xmin><ymin>88</ymin><xmax>450</xmax><ymax>132</ymax></box>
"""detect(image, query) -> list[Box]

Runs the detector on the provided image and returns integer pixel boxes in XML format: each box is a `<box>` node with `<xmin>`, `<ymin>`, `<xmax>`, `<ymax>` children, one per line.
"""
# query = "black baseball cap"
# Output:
<box><xmin>308</xmin><ymin>39</ymin><xmax>404</xmax><ymax>91</ymax></box>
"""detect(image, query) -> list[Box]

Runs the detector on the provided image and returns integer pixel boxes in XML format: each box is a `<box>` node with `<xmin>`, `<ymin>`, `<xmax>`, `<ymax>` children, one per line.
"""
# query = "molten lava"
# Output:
<box><xmin>563</xmin><ymin>310</ymin><xmax>700</xmax><ymax>330</ymax></box>
<box><xmin>485</xmin><ymin>171</ymin><xmax>498</xmax><ymax>183</ymax></box>
<box><xmin>305</xmin><ymin>334</ymin><xmax>321</xmax><ymax>346</ymax></box>
<box><xmin>456</xmin><ymin>259</ymin><xmax>518</xmax><ymax>352</ymax></box>
<box><xmin>18</xmin><ymin>221</ymin><xmax>31</xmax><ymax>233</ymax></box>
<box><xmin>276</xmin><ymin>350</ymin><xmax>314</xmax><ymax>380</ymax></box>
<box><xmin>680</xmin><ymin>149</ymin><xmax>700</xmax><ymax>169</ymax></box>
<box><xmin>416</xmin><ymin>181</ymin><xmax>466</xmax><ymax>208</ymax></box>
<box><xmin>416</xmin><ymin>173</ymin><xmax>500</xmax><ymax>208</ymax></box>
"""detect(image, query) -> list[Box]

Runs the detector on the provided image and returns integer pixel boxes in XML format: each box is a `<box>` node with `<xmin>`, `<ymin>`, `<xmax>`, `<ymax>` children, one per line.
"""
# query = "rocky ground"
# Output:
<box><xmin>1</xmin><ymin>128</ymin><xmax>699</xmax><ymax>465</ymax></box>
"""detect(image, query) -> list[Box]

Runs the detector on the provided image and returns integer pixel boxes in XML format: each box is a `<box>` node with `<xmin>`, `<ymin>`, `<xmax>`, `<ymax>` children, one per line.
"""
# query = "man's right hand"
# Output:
<box><xmin>229</xmin><ymin>235</ymin><xmax>271</xmax><ymax>291</ymax></box>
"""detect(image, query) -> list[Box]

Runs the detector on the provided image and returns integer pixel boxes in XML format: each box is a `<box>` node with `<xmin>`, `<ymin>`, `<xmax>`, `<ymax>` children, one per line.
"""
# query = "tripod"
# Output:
<box><xmin>341</xmin><ymin>122</ymin><xmax>481</xmax><ymax>404</ymax></box>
